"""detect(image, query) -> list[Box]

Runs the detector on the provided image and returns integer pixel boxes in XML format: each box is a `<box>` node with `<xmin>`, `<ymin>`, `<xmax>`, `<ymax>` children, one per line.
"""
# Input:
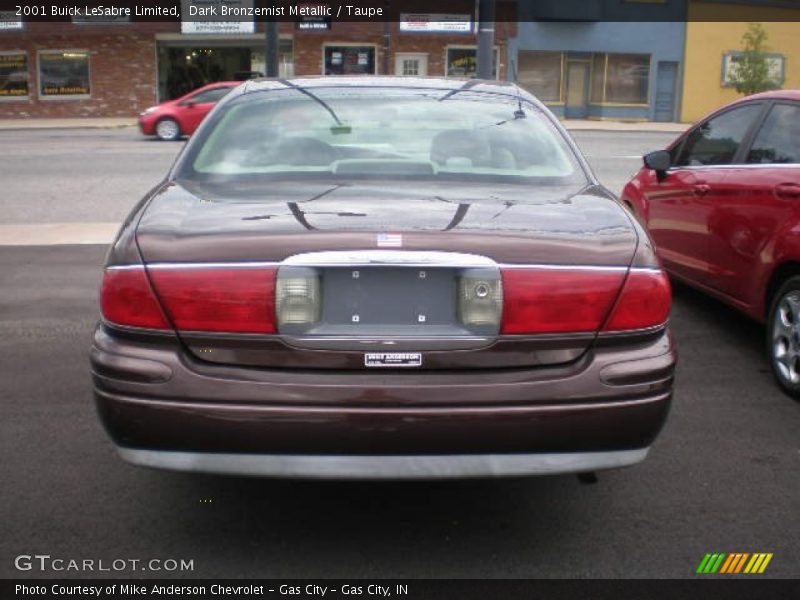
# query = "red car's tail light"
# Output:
<box><xmin>602</xmin><ymin>269</ymin><xmax>671</xmax><ymax>332</ymax></box>
<box><xmin>149</xmin><ymin>267</ymin><xmax>278</xmax><ymax>334</ymax></box>
<box><xmin>100</xmin><ymin>267</ymin><xmax>171</xmax><ymax>330</ymax></box>
<box><xmin>501</xmin><ymin>269</ymin><xmax>625</xmax><ymax>334</ymax></box>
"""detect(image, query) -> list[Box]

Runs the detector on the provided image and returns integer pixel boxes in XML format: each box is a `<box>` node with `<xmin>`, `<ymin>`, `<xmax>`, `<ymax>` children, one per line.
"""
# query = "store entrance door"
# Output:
<box><xmin>565</xmin><ymin>61</ymin><xmax>589</xmax><ymax>119</ymax></box>
<box><xmin>156</xmin><ymin>39</ymin><xmax>295</xmax><ymax>101</ymax></box>
<box><xmin>158</xmin><ymin>46</ymin><xmax>254</xmax><ymax>100</ymax></box>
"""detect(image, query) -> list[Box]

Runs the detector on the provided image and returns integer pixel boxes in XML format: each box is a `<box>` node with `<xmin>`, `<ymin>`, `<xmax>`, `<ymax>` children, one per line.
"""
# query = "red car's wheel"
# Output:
<box><xmin>155</xmin><ymin>118</ymin><xmax>181</xmax><ymax>142</ymax></box>
<box><xmin>768</xmin><ymin>276</ymin><xmax>800</xmax><ymax>401</ymax></box>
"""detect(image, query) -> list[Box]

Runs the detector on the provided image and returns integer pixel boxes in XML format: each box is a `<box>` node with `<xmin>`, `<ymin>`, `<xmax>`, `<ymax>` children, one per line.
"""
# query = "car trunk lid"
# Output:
<box><xmin>136</xmin><ymin>181</ymin><xmax>640</xmax><ymax>370</ymax></box>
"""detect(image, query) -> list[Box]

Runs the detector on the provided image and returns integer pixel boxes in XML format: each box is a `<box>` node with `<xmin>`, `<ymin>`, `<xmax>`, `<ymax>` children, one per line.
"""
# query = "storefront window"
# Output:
<box><xmin>590</xmin><ymin>54</ymin><xmax>605</xmax><ymax>103</ymax></box>
<box><xmin>0</xmin><ymin>52</ymin><xmax>29</xmax><ymax>99</ymax></box>
<box><xmin>590</xmin><ymin>53</ymin><xmax>649</xmax><ymax>104</ymax></box>
<box><xmin>39</xmin><ymin>51</ymin><xmax>90</xmax><ymax>97</ymax></box>
<box><xmin>251</xmin><ymin>39</ymin><xmax>294</xmax><ymax>80</ymax></box>
<box><xmin>518</xmin><ymin>51</ymin><xmax>562</xmax><ymax>102</ymax></box>
<box><xmin>446</xmin><ymin>47</ymin><xmax>498</xmax><ymax>79</ymax></box>
<box><xmin>324</xmin><ymin>46</ymin><xmax>376</xmax><ymax>75</ymax></box>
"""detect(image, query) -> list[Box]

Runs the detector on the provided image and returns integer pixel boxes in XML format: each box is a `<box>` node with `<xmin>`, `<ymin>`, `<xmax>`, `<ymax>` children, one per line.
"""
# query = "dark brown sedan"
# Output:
<box><xmin>92</xmin><ymin>77</ymin><xmax>675</xmax><ymax>479</ymax></box>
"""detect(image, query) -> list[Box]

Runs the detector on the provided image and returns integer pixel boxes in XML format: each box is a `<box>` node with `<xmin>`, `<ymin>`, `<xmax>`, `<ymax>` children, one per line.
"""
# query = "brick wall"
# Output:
<box><xmin>0</xmin><ymin>13</ymin><xmax>516</xmax><ymax>119</ymax></box>
<box><xmin>293</xmin><ymin>21</ymin><xmax>514</xmax><ymax>79</ymax></box>
<box><xmin>0</xmin><ymin>27</ymin><xmax>157</xmax><ymax>118</ymax></box>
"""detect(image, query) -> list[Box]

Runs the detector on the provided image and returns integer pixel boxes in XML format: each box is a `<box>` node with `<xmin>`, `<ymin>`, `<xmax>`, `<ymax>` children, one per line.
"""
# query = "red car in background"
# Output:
<box><xmin>623</xmin><ymin>90</ymin><xmax>800</xmax><ymax>398</ymax></box>
<box><xmin>138</xmin><ymin>81</ymin><xmax>239</xmax><ymax>141</ymax></box>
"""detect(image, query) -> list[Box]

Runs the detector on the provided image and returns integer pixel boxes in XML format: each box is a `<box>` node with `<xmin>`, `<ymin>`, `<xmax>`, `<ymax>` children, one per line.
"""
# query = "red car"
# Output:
<box><xmin>138</xmin><ymin>82</ymin><xmax>239</xmax><ymax>141</ymax></box>
<box><xmin>623</xmin><ymin>90</ymin><xmax>800</xmax><ymax>398</ymax></box>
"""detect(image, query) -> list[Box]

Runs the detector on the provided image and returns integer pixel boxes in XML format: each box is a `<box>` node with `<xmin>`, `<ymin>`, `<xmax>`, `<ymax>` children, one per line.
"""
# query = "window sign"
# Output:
<box><xmin>446</xmin><ymin>47</ymin><xmax>498</xmax><ymax>79</ymax></box>
<box><xmin>0</xmin><ymin>52</ymin><xmax>29</xmax><ymax>98</ymax></box>
<box><xmin>296</xmin><ymin>3</ymin><xmax>331</xmax><ymax>30</ymax></box>
<box><xmin>181</xmin><ymin>0</ymin><xmax>255</xmax><ymax>35</ymax></box>
<box><xmin>39</xmin><ymin>51</ymin><xmax>90</xmax><ymax>97</ymax></box>
<box><xmin>0</xmin><ymin>10</ymin><xmax>23</xmax><ymax>30</ymax></box>
<box><xmin>400</xmin><ymin>14</ymin><xmax>472</xmax><ymax>33</ymax></box>
<box><xmin>722</xmin><ymin>52</ymin><xmax>785</xmax><ymax>87</ymax></box>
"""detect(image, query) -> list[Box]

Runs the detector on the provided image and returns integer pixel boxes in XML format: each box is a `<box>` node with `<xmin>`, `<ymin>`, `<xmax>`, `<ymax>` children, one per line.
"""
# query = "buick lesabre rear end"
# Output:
<box><xmin>91</xmin><ymin>77</ymin><xmax>675</xmax><ymax>479</ymax></box>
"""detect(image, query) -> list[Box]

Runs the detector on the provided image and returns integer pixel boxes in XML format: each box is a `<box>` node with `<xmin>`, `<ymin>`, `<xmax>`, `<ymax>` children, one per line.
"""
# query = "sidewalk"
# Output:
<box><xmin>0</xmin><ymin>118</ymin><xmax>137</xmax><ymax>130</ymax></box>
<box><xmin>0</xmin><ymin>116</ymin><xmax>689</xmax><ymax>133</ymax></box>
<box><xmin>561</xmin><ymin>119</ymin><xmax>689</xmax><ymax>133</ymax></box>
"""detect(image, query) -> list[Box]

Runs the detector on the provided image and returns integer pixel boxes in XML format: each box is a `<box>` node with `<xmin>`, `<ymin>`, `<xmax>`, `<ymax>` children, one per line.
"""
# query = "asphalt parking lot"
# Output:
<box><xmin>0</xmin><ymin>128</ymin><xmax>797</xmax><ymax>579</ymax></box>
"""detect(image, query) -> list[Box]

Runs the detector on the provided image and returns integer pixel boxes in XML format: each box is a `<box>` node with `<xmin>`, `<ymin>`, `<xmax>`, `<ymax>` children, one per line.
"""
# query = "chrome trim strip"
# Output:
<box><xmin>597</xmin><ymin>323</ymin><xmax>668</xmax><ymax>338</ymax></box>
<box><xmin>283</xmin><ymin>250</ymin><xmax>498</xmax><ymax>268</ymax></box>
<box><xmin>670</xmin><ymin>163</ymin><xmax>799</xmax><ymax>172</ymax></box>
<box><xmin>145</xmin><ymin>261</ymin><xmax>281</xmax><ymax>270</ymax></box>
<box><xmin>109</xmin><ymin>260</ymin><xmax>661</xmax><ymax>273</ymax></box>
<box><xmin>499</xmin><ymin>264</ymin><xmax>627</xmax><ymax>272</ymax></box>
<box><xmin>118</xmin><ymin>447</ymin><xmax>649</xmax><ymax>479</ymax></box>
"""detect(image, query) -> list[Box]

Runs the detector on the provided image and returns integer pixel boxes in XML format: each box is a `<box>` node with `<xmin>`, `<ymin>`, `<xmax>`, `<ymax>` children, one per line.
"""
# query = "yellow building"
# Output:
<box><xmin>682</xmin><ymin>1</ymin><xmax>800</xmax><ymax>123</ymax></box>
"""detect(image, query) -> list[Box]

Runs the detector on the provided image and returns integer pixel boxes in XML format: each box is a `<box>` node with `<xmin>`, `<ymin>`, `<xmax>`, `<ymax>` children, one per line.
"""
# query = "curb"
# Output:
<box><xmin>0</xmin><ymin>119</ymin><xmax>689</xmax><ymax>134</ymax></box>
<box><xmin>0</xmin><ymin>120</ymin><xmax>137</xmax><ymax>131</ymax></box>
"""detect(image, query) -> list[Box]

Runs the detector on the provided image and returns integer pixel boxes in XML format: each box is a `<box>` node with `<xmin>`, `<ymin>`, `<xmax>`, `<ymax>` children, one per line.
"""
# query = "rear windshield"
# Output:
<box><xmin>177</xmin><ymin>86</ymin><xmax>588</xmax><ymax>186</ymax></box>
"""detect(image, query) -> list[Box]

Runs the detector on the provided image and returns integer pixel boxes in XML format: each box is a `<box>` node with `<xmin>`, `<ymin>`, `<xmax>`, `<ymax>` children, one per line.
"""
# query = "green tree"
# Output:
<box><xmin>731</xmin><ymin>22</ymin><xmax>780</xmax><ymax>96</ymax></box>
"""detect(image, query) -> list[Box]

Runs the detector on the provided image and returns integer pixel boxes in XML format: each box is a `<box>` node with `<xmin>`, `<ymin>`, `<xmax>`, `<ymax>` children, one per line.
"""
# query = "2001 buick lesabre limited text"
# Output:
<box><xmin>90</xmin><ymin>76</ymin><xmax>676</xmax><ymax>480</ymax></box>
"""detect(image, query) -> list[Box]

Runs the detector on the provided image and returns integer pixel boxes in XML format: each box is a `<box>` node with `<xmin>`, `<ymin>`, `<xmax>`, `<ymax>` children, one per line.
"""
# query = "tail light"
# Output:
<box><xmin>500</xmin><ymin>267</ymin><xmax>670</xmax><ymax>335</ymax></box>
<box><xmin>501</xmin><ymin>269</ymin><xmax>625</xmax><ymax>334</ymax></box>
<box><xmin>101</xmin><ymin>262</ymin><xmax>669</xmax><ymax>337</ymax></box>
<box><xmin>100</xmin><ymin>267</ymin><xmax>171</xmax><ymax>330</ymax></box>
<box><xmin>603</xmin><ymin>269</ymin><xmax>671</xmax><ymax>332</ymax></box>
<box><xmin>148</xmin><ymin>267</ymin><xmax>277</xmax><ymax>333</ymax></box>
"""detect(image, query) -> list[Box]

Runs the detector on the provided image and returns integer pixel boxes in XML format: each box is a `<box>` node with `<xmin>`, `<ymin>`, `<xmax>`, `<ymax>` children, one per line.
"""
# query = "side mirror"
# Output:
<box><xmin>643</xmin><ymin>150</ymin><xmax>671</xmax><ymax>180</ymax></box>
<box><xmin>182</xmin><ymin>99</ymin><xmax>196</xmax><ymax>108</ymax></box>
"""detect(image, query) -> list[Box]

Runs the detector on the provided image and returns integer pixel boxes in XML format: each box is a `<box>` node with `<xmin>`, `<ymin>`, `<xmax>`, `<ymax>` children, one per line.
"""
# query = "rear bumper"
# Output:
<box><xmin>118</xmin><ymin>447</ymin><xmax>649</xmax><ymax>480</ymax></box>
<box><xmin>91</xmin><ymin>324</ymin><xmax>675</xmax><ymax>477</ymax></box>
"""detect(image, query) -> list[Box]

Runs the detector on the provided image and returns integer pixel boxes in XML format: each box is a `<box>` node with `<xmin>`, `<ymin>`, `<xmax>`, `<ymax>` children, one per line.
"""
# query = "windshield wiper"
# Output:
<box><xmin>278</xmin><ymin>79</ymin><xmax>351</xmax><ymax>133</ymax></box>
<box><xmin>437</xmin><ymin>79</ymin><xmax>482</xmax><ymax>102</ymax></box>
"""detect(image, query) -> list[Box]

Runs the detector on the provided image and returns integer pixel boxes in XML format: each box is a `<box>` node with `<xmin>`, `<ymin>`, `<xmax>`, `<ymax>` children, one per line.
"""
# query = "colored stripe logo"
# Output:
<box><xmin>697</xmin><ymin>553</ymin><xmax>773</xmax><ymax>574</ymax></box>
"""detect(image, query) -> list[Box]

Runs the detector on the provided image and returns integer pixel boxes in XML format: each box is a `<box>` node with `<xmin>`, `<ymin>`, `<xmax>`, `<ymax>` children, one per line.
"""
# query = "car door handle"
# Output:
<box><xmin>775</xmin><ymin>183</ymin><xmax>800</xmax><ymax>199</ymax></box>
<box><xmin>693</xmin><ymin>184</ymin><xmax>711</xmax><ymax>196</ymax></box>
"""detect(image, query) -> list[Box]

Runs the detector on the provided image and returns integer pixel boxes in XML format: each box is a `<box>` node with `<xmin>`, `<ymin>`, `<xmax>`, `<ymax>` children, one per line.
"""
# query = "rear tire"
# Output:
<box><xmin>155</xmin><ymin>118</ymin><xmax>181</xmax><ymax>142</ymax></box>
<box><xmin>767</xmin><ymin>275</ymin><xmax>800</xmax><ymax>400</ymax></box>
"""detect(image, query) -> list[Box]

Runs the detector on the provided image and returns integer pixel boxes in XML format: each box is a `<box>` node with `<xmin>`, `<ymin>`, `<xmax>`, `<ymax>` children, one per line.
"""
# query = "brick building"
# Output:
<box><xmin>0</xmin><ymin>2</ymin><xmax>516</xmax><ymax>119</ymax></box>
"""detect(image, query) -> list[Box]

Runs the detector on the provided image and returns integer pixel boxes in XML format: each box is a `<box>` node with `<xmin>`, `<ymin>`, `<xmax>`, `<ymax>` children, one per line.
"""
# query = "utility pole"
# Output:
<box><xmin>265</xmin><ymin>19</ymin><xmax>279</xmax><ymax>77</ymax></box>
<box><xmin>476</xmin><ymin>0</ymin><xmax>495</xmax><ymax>79</ymax></box>
<box><xmin>382</xmin><ymin>2</ymin><xmax>391</xmax><ymax>75</ymax></box>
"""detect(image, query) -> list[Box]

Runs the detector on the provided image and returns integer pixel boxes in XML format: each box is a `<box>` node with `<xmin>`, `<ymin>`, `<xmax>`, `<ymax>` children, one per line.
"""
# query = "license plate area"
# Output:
<box><xmin>321</xmin><ymin>266</ymin><xmax>457</xmax><ymax>335</ymax></box>
<box><xmin>277</xmin><ymin>263</ymin><xmax>502</xmax><ymax>337</ymax></box>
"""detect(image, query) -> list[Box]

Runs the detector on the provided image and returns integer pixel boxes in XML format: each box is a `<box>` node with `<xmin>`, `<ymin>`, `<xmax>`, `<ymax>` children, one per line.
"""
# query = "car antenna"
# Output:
<box><xmin>511</xmin><ymin>59</ymin><xmax>526</xmax><ymax>119</ymax></box>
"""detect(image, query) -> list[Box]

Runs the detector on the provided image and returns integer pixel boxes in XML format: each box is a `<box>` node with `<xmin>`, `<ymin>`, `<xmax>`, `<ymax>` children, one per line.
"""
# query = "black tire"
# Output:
<box><xmin>155</xmin><ymin>118</ymin><xmax>181</xmax><ymax>142</ymax></box>
<box><xmin>767</xmin><ymin>275</ymin><xmax>800</xmax><ymax>400</ymax></box>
